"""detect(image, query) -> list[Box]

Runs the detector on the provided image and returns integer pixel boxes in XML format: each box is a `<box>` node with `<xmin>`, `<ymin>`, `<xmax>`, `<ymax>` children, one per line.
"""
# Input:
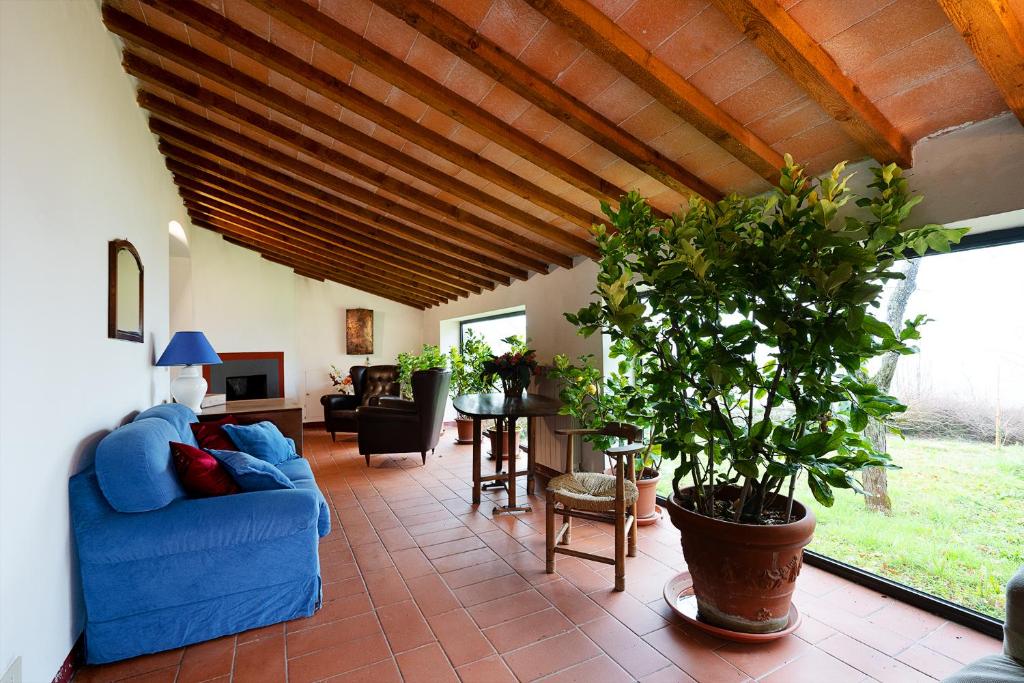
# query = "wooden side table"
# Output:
<box><xmin>452</xmin><ymin>393</ymin><xmax>563</xmax><ymax>515</ymax></box>
<box><xmin>197</xmin><ymin>398</ymin><xmax>304</xmax><ymax>454</ymax></box>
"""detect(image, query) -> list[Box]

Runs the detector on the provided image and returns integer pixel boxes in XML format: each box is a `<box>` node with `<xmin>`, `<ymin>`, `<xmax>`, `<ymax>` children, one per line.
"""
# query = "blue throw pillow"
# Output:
<box><xmin>221</xmin><ymin>421</ymin><xmax>297</xmax><ymax>465</ymax></box>
<box><xmin>208</xmin><ymin>449</ymin><xmax>295</xmax><ymax>492</ymax></box>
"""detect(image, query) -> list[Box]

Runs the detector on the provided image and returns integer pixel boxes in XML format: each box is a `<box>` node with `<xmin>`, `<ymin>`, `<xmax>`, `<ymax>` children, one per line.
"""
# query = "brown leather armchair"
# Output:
<box><xmin>357</xmin><ymin>368</ymin><xmax>450</xmax><ymax>466</ymax></box>
<box><xmin>320</xmin><ymin>365</ymin><xmax>400</xmax><ymax>440</ymax></box>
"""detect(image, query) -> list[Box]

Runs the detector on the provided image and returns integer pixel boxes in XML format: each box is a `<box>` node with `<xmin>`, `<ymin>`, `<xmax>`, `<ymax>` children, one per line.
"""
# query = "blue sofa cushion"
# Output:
<box><xmin>222</xmin><ymin>421</ymin><xmax>297</xmax><ymax>465</ymax></box>
<box><xmin>96</xmin><ymin>418</ymin><xmax>186</xmax><ymax>513</ymax></box>
<box><xmin>209</xmin><ymin>449</ymin><xmax>295</xmax><ymax>492</ymax></box>
<box><xmin>277</xmin><ymin>458</ymin><xmax>331</xmax><ymax>537</ymax></box>
<box><xmin>134</xmin><ymin>403</ymin><xmax>199</xmax><ymax>447</ymax></box>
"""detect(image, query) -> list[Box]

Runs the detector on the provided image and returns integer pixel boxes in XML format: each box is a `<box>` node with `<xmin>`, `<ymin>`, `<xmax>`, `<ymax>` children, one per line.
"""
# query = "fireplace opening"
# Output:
<box><xmin>225</xmin><ymin>374</ymin><xmax>269</xmax><ymax>401</ymax></box>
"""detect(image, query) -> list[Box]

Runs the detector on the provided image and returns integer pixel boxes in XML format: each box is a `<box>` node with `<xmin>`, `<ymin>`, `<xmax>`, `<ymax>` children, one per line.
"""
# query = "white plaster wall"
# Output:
<box><xmin>0</xmin><ymin>2</ymin><xmax>187</xmax><ymax>680</ymax></box>
<box><xmin>182</xmin><ymin>229</ymin><xmax>425</xmax><ymax>422</ymax></box>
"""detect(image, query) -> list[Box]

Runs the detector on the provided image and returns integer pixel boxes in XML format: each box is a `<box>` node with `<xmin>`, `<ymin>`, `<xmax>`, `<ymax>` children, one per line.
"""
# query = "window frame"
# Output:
<box><xmin>458</xmin><ymin>310</ymin><xmax>526</xmax><ymax>352</ymax></box>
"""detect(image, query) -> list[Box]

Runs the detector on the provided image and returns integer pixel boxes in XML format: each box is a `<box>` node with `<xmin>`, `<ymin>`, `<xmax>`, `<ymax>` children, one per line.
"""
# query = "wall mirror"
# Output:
<box><xmin>108</xmin><ymin>239</ymin><xmax>144</xmax><ymax>342</ymax></box>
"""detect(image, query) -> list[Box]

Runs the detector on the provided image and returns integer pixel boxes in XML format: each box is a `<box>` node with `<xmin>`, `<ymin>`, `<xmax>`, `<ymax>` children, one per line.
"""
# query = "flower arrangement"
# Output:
<box><xmin>481</xmin><ymin>335</ymin><xmax>540</xmax><ymax>398</ymax></box>
<box><xmin>328</xmin><ymin>365</ymin><xmax>354</xmax><ymax>395</ymax></box>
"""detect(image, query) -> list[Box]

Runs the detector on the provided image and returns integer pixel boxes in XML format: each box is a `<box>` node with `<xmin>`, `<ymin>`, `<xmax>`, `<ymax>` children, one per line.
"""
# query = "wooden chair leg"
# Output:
<box><xmin>627</xmin><ymin>453</ymin><xmax>638</xmax><ymax>557</ymax></box>
<box><xmin>615</xmin><ymin>456</ymin><xmax>626</xmax><ymax>591</ymax></box>
<box><xmin>364</xmin><ymin>453</ymin><xmax>371</xmax><ymax>467</ymax></box>
<box><xmin>560</xmin><ymin>506</ymin><xmax>572</xmax><ymax>545</ymax></box>
<box><xmin>545</xmin><ymin>489</ymin><xmax>556</xmax><ymax>574</ymax></box>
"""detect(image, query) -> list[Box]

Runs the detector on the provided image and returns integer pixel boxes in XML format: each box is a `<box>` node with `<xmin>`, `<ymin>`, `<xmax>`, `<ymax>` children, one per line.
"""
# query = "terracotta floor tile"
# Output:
<box><xmin>236</xmin><ymin>621</ymin><xmax>284</xmax><ymax>644</ymax></box>
<box><xmin>542</xmin><ymin>654</ymin><xmax>634</xmax><ymax>682</ymax></box>
<box><xmin>233</xmin><ymin>634</ymin><xmax>285</xmax><ymax>682</ymax></box>
<box><xmin>644</xmin><ymin>626</ymin><xmax>749</xmax><ymax>683</ymax></box>
<box><xmin>536</xmin><ymin>578</ymin><xmax>607</xmax><ymax>625</ymax></box>
<box><xmin>759</xmin><ymin>648</ymin><xmax>866</xmax><ymax>683</ymax></box>
<box><xmin>428</xmin><ymin>607</ymin><xmax>497</xmax><ymax>666</ymax></box>
<box><xmin>406</xmin><ymin>572</ymin><xmax>462</xmax><ymax>616</ymax></box>
<box><xmin>919</xmin><ymin>621</ymin><xmax>1003</xmax><ymax>663</ymax></box>
<box><xmin>504</xmin><ymin>549</ymin><xmax>561</xmax><ymax>585</ymax></box>
<box><xmin>581</xmin><ymin>615</ymin><xmax>671</xmax><ymax>678</ymax></box>
<box><xmin>716</xmin><ymin>631</ymin><xmax>813</xmax><ymax>678</ymax></box>
<box><xmin>394</xmin><ymin>642</ymin><xmax>459</xmax><ymax>683</ymax></box>
<box><xmin>77</xmin><ymin>650</ymin><xmax>184</xmax><ymax>682</ymax></box>
<box><xmin>323</xmin><ymin>559</ymin><xmax>360</xmax><ymax>584</ymax></box>
<box><xmin>590</xmin><ymin>587</ymin><xmax>669</xmax><ymax>635</ymax></box>
<box><xmin>454</xmin><ymin>573</ymin><xmax>532</xmax><ymax>607</ymax></box>
<box><xmin>376</xmin><ymin>599</ymin><xmax>435</xmax><ymax>654</ymax></box>
<box><xmin>363</xmin><ymin>567</ymin><xmax>412</xmax><ymax>607</ymax></box>
<box><xmin>286</xmin><ymin>611</ymin><xmax>381</xmax><ymax>658</ymax></box>
<box><xmin>405</xmin><ymin>516</ymin><xmax>466</xmax><ymax>537</ymax></box>
<box><xmin>430</xmin><ymin>546</ymin><xmax>499</xmax><ymax>573</ymax></box>
<box><xmin>482</xmin><ymin>607</ymin><xmax>574</xmax><ymax>653</ymax></box>
<box><xmin>323</xmin><ymin>575</ymin><xmax>368</xmax><ymax>601</ymax></box>
<box><xmin>639</xmin><ymin>664</ymin><xmax>697</xmax><ymax>682</ymax></box>
<box><xmin>502</xmin><ymin>628</ymin><xmax>603</xmax><ymax>681</ymax></box>
<box><xmin>352</xmin><ymin>541</ymin><xmax>395</xmax><ymax>572</ymax></box>
<box><xmin>818</xmin><ymin>632</ymin><xmax>934</xmax><ymax>682</ymax></box>
<box><xmin>421</xmin><ymin>535</ymin><xmax>486</xmax><ymax>559</ymax></box>
<box><xmin>177</xmin><ymin>635</ymin><xmax>235</xmax><ymax>683</ymax></box>
<box><xmin>414</xmin><ymin>524</ymin><xmax>475</xmax><ymax>547</ymax></box>
<box><xmin>117</xmin><ymin>667</ymin><xmax>179</xmax><ymax>683</ymax></box>
<box><xmin>455</xmin><ymin>655</ymin><xmax>518</xmax><ymax>683</ymax></box>
<box><xmin>323</xmin><ymin>657</ymin><xmax>402</xmax><ymax>682</ymax></box>
<box><xmin>377</xmin><ymin>526</ymin><xmax>417</xmax><ymax>551</ymax></box>
<box><xmin>442</xmin><ymin>557</ymin><xmax>515</xmax><ymax>589</ymax></box>
<box><xmin>467</xmin><ymin>588</ymin><xmax>552</xmax><ymax>628</ymax></box>
<box><xmin>820</xmin><ymin>583</ymin><xmax>894</xmax><ymax>617</ymax></box>
<box><xmin>287</xmin><ymin>632</ymin><xmax>391</xmax><ymax>683</ymax></box>
<box><xmin>389</xmin><ymin>547</ymin><xmax>436</xmax><ymax>580</ymax></box>
<box><xmin>868</xmin><ymin>603</ymin><xmax>946</xmax><ymax>642</ymax></box>
<box><xmin>896</xmin><ymin>642</ymin><xmax>964</xmax><ymax>679</ymax></box>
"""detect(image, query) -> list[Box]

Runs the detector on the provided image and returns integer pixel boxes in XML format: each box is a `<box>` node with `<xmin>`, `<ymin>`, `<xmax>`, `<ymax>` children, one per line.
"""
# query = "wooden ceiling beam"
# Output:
<box><xmin>708</xmin><ymin>0</ymin><xmax>912</xmax><ymax>167</ymax></box>
<box><xmin>239</xmin><ymin>0</ymin><xmax>627</xmax><ymax>206</ymax></box>
<box><xmin>177</xmin><ymin>188</ymin><xmax>460</xmax><ymax>302</ymax></box>
<box><xmin>171</xmin><ymin>169</ymin><xmax>477</xmax><ymax>298</ymax></box>
<box><xmin>196</xmin><ymin>217</ymin><xmax>431</xmax><ymax>308</ymax></box>
<box><xmin>938</xmin><ymin>0</ymin><xmax>1024</xmax><ymax>125</ymax></box>
<box><xmin>184</xmin><ymin>207</ymin><xmax>444</xmax><ymax>307</ymax></box>
<box><xmin>158</xmin><ymin>143</ymin><xmax>500</xmax><ymax>289</ymax></box>
<box><xmin>139</xmin><ymin>0</ymin><xmax>607</xmax><ymax>230</ymax></box>
<box><xmin>132</xmin><ymin>79</ymin><xmax>565</xmax><ymax>273</ymax></box>
<box><xmin>148</xmin><ymin>120</ymin><xmax>527</xmax><ymax>282</ymax></box>
<box><xmin>523</xmin><ymin>0</ymin><xmax>784</xmax><ymax>182</ymax></box>
<box><xmin>102</xmin><ymin>6</ymin><xmax>598</xmax><ymax>256</ymax></box>
<box><xmin>371</xmin><ymin>0</ymin><xmax>721</xmax><ymax>200</ymax></box>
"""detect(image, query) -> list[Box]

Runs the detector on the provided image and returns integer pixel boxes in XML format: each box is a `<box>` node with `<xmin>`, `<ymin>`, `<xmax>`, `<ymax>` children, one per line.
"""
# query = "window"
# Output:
<box><xmin>459</xmin><ymin>311</ymin><xmax>526</xmax><ymax>355</ymax></box>
<box><xmin>806</xmin><ymin>234</ymin><xmax>1024</xmax><ymax>619</ymax></box>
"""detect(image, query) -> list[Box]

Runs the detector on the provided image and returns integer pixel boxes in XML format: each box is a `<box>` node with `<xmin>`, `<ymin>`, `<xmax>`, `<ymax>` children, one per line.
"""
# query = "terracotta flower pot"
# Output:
<box><xmin>455</xmin><ymin>417</ymin><xmax>475</xmax><ymax>443</ymax></box>
<box><xmin>485</xmin><ymin>428</ymin><xmax>517</xmax><ymax>462</ymax></box>
<box><xmin>635</xmin><ymin>472</ymin><xmax>661</xmax><ymax>524</ymax></box>
<box><xmin>665</xmin><ymin>486</ymin><xmax>815</xmax><ymax>634</ymax></box>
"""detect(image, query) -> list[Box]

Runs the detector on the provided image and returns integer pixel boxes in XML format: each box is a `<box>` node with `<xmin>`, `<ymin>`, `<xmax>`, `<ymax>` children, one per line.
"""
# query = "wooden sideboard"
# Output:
<box><xmin>197</xmin><ymin>398</ymin><xmax>304</xmax><ymax>454</ymax></box>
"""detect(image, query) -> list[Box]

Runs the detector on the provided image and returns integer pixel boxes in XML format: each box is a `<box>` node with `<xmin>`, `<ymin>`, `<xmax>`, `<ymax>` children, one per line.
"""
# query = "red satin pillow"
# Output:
<box><xmin>170</xmin><ymin>441</ymin><xmax>240</xmax><ymax>497</ymax></box>
<box><xmin>190</xmin><ymin>415</ymin><xmax>239</xmax><ymax>451</ymax></box>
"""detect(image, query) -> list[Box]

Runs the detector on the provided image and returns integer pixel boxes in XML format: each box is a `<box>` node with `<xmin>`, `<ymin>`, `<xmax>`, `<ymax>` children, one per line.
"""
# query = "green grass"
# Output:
<box><xmin>657</xmin><ymin>438</ymin><xmax>1024</xmax><ymax>618</ymax></box>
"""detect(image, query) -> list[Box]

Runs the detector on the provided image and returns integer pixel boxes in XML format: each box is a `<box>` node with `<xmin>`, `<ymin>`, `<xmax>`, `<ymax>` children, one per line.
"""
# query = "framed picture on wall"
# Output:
<box><xmin>346</xmin><ymin>308</ymin><xmax>374</xmax><ymax>355</ymax></box>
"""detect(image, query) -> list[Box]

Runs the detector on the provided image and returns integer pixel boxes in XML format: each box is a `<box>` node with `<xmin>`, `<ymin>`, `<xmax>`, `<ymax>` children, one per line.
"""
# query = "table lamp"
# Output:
<box><xmin>156</xmin><ymin>331</ymin><xmax>222</xmax><ymax>413</ymax></box>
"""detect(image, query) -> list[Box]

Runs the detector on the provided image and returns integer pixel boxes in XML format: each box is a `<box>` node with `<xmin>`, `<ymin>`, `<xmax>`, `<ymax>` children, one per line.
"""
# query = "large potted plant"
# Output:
<box><xmin>397</xmin><ymin>344</ymin><xmax>448</xmax><ymax>399</ymax></box>
<box><xmin>547</xmin><ymin>351</ymin><xmax>663</xmax><ymax>524</ymax></box>
<box><xmin>566</xmin><ymin>157</ymin><xmax>966</xmax><ymax>634</ymax></box>
<box><xmin>449</xmin><ymin>330</ymin><xmax>495</xmax><ymax>443</ymax></box>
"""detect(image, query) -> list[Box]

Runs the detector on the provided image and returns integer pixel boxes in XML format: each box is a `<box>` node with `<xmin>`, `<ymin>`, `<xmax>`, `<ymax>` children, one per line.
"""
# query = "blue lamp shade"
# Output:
<box><xmin>156</xmin><ymin>331</ymin><xmax>222</xmax><ymax>367</ymax></box>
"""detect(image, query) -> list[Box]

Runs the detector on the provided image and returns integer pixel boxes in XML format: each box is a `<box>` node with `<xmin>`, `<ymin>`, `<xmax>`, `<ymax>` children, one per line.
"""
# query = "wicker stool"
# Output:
<box><xmin>545</xmin><ymin>423</ymin><xmax>644</xmax><ymax>591</ymax></box>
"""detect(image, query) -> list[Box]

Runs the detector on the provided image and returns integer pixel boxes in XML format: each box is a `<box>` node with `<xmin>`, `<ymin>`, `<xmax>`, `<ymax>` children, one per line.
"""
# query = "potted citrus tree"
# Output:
<box><xmin>449</xmin><ymin>330</ymin><xmax>495</xmax><ymax>443</ymax></box>
<box><xmin>566</xmin><ymin>157</ymin><xmax>966</xmax><ymax>634</ymax></box>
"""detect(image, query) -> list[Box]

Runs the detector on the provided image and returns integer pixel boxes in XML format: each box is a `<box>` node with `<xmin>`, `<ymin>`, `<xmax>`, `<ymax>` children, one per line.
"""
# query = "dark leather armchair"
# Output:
<box><xmin>357</xmin><ymin>368</ymin><xmax>450</xmax><ymax>466</ymax></box>
<box><xmin>320</xmin><ymin>365</ymin><xmax>400</xmax><ymax>440</ymax></box>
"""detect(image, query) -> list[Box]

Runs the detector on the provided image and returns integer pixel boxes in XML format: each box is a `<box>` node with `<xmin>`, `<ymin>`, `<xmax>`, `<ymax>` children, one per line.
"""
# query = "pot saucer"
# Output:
<box><xmin>635</xmin><ymin>505</ymin><xmax>663</xmax><ymax>527</ymax></box>
<box><xmin>663</xmin><ymin>572</ymin><xmax>802</xmax><ymax>643</ymax></box>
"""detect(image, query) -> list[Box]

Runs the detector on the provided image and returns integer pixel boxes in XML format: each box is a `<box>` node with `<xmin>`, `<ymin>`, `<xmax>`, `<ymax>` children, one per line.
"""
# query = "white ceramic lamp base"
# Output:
<box><xmin>171</xmin><ymin>365</ymin><xmax>208</xmax><ymax>413</ymax></box>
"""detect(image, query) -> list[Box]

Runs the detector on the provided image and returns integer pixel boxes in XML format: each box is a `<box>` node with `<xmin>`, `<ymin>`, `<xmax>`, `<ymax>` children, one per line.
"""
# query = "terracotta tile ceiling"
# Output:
<box><xmin>101</xmin><ymin>0</ymin><xmax>1021</xmax><ymax>308</ymax></box>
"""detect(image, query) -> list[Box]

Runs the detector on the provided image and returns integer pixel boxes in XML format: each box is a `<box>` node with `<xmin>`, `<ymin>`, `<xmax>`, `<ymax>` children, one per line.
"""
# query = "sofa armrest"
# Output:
<box><xmin>73</xmin><ymin>486</ymin><xmax>321</xmax><ymax>566</ymax></box>
<box><xmin>322</xmin><ymin>394</ymin><xmax>359</xmax><ymax>410</ymax></box>
<box><xmin>377</xmin><ymin>397</ymin><xmax>416</xmax><ymax>412</ymax></box>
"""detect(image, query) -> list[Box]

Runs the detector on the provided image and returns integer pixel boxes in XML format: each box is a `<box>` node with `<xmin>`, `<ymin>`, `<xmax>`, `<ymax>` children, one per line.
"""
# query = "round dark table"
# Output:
<box><xmin>452</xmin><ymin>392</ymin><xmax>563</xmax><ymax>514</ymax></box>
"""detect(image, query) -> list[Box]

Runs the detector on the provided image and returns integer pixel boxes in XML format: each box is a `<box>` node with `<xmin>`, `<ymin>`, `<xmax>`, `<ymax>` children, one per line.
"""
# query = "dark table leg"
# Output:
<box><xmin>507</xmin><ymin>417</ymin><xmax>517</xmax><ymax>509</ymax></box>
<box><xmin>483</xmin><ymin>418</ymin><xmax>506</xmax><ymax>492</ymax></box>
<box><xmin>472</xmin><ymin>417</ymin><xmax>482</xmax><ymax>505</ymax></box>
<box><xmin>527</xmin><ymin>417</ymin><xmax>535</xmax><ymax>495</ymax></box>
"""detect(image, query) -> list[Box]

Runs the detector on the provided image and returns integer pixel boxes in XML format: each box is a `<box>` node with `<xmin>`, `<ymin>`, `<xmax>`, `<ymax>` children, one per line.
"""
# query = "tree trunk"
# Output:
<box><xmin>864</xmin><ymin>259</ymin><xmax>920</xmax><ymax>514</ymax></box>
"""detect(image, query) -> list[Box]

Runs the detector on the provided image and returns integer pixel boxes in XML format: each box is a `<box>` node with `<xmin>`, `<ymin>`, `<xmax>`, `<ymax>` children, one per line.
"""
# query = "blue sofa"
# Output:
<box><xmin>69</xmin><ymin>403</ymin><xmax>330</xmax><ymax>664</ymax></box>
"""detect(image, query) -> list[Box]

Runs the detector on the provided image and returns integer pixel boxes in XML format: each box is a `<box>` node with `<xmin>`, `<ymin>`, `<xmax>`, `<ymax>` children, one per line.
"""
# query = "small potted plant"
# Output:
<box><xmin>566</xmin><ymin>157</ymin><xmax>966</xmax><ymax>634</ymax></box>
<box><xmin>449</xmin><ymin>330</ymin><xmax>495</xmax><ymax>443</ymax></box>
<box><xmin>397</xmin><ymin>344</ymin><xmax>448</xmax><ymax>399</ymax></box>
<box><xmin>481</xmin><ymin>335</ymin><xmax>539</xmax><ymax>399</ymax></box>
<box><xmin>328</xmin><ymin>365</ymin><xmax>354</xmax><ymax>395</ymax></box>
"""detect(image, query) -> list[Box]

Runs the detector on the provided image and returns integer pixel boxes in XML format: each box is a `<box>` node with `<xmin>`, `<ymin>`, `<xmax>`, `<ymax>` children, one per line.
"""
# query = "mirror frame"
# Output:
<box><xmin>108</xmin><ymin>239</ymin><xmax>144</xmax><ymax>342</ymax></box>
